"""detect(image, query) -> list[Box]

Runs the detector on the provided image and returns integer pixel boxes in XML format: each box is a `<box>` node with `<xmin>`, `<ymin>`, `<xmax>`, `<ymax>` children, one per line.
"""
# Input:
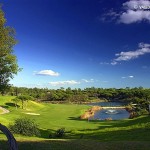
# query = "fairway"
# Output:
<box><xmin>0</xmin><ymin>96</ymin><xmax>150</xmax><ymax>149</ymax></box>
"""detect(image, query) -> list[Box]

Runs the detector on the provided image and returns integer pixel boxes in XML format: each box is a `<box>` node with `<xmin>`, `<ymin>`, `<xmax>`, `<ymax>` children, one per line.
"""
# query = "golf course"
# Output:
<box><xmin>0</xmin><ymin>95</ymin><xmax>150</xmax><ymax>150</ymax></box>
<box><xmin>1</xmin><ymin>0</ymin><xmax>150</xmax><ymax>149</ymax></box>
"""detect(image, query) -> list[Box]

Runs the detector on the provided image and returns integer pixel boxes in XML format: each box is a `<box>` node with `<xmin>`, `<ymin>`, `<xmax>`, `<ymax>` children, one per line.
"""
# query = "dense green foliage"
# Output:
<box><xmin>0</xmin><ymin>7</ymin><xmax>20</xmax><ymax>94</ymax></box>
<box><xmin>12</xmin><ymin>95</ymin><xmax>34</xmax><ymax>109</ymax></box>
<box><xmin>55</xmin><ymin>128</ymin><xmax>66</xmax><ymax>138</ymax></box>
<box><xmin>5</xmin><ymin>86</ymin><xmax>150</xmax><ymax>112</ymax></box>
<box><xmin>9</xmin><ymin>118</ymin><xmax>40</xmax><ymax>136</ymax></box>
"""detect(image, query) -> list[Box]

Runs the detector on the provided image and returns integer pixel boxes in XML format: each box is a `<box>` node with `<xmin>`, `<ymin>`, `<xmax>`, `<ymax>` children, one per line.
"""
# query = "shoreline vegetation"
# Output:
<box><xmin>39</xmin><ymin>99</ymin><xmax>108</xmax><ymax>104</ymax></box>
<box><xmin>80</xmin><ymin>106</ymin><xmax>102</xmax><ymax>119</ymax></box>
<box><xmin>37</xmin><ymin>97</ymin><xmax>132</xmax><ymax>105</ymax></box>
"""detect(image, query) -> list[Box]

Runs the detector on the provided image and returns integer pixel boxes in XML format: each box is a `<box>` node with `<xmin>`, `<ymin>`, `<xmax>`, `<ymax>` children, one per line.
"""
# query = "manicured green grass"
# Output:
<box><xmin>1</xmin><ymin>138</ymin><xmax>150</xmax><ymax>150</ymax></box>
<box><xmin>0</xmin><ymin>95</ymin><xmax>150</xmax><ymax>149</ymax></box>
<box><xmin>0</xmin><ymin>109</ymin><xmax>3</xmax><ymax>114</ymax></box>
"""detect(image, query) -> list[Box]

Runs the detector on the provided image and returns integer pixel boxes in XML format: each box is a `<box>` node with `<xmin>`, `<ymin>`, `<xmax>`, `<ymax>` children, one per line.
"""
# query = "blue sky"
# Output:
<box><xmin>2</xmin><ymin>0</ymin><xmax>150</xmax><ymax>89</ymax></box>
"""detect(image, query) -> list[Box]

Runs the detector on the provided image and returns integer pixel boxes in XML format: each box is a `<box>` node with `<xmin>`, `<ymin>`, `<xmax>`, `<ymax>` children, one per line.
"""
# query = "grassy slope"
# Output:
<box><xmin>0</xmin><ymin>96</ymin><xmax>150</xmax><ymax>150</ymax></box>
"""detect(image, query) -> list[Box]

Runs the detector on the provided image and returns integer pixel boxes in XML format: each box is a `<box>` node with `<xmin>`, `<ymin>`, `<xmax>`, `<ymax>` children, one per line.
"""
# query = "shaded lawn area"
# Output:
<box><xmin>75</xmin><ymin>128</ymin><xmax>150</xmax><ymax>141</ymax></box>
<box><xmin>65</xmin><ymin>115</ymin><xmax>150</xmax><ymax>140</ymax></box>
<box><xmin>0</xmin><ymin>139</ymin><xmax>150</xmax><ymax>150</ymax></box>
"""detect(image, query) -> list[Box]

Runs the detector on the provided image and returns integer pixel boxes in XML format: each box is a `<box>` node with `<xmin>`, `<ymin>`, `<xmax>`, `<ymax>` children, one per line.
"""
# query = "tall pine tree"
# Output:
<box><xmin>0</xmin><ymin>6</ymin><xmax>20</xmax><ymax>94</ymax></box>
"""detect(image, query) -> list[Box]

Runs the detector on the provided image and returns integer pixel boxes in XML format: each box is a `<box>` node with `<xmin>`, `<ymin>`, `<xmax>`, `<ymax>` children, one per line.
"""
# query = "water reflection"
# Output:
<box><xmin>88</xmin><ymin>102</ymin><xmax>130</xmax><ymax>120</ymax></box>
<box><xmin>105</xmin><ymin>109</ymin><xmax>118</xmax><ymax>114</ymax></box>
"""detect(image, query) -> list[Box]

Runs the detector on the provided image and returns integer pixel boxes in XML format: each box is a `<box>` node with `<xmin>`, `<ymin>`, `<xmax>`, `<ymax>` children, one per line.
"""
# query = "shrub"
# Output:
<box><xmin>55</xmin><ymin>128</ymin><xmax>65</xmax><ymax>137</ymax></box>
<box><xmin>145</xmin><ymin>122</ymin><xmax>150</xmax><ymax>129</ymax></box>
<box><xmin>125</xmin><ymin>105</ymin><xmax>133</xmax><ymax>112</ymax></box>
<box><xmin>9</xmin><ymin>118</ymin><xmax>40</xmax><ymax>136</ymax></box>
<box><xmin>129</xmin><ymin>111</ymin><xmax>139</xmax><ymax>119</ymax></box>
<box><xmin>139</xmin><ymin>109</ymin><xmax>149</xmax><ymax>115</ymax></box>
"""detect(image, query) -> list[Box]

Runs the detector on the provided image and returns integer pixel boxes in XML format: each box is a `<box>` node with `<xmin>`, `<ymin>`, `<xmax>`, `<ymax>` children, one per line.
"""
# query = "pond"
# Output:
<box><xmin>88</xmin><ymin>102</ymin><xmax>130</xmax><ymax>120</ymax></box>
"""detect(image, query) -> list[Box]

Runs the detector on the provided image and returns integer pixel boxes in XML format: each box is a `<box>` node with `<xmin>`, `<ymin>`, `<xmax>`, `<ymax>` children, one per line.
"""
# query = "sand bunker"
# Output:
<box><xmin>25</xmin><ymin>112</ymin><xmax>40</xmax><ymax>115</ymax></box>
<box><xmin>0</xmin><ymin>106</ymin><xmax>10</xmax><ymax>114</ymax></box>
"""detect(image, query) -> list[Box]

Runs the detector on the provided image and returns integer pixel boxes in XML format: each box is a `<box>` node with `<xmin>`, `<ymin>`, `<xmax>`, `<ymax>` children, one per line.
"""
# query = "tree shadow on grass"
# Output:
<box><xmin>68</xmin><ymin>115</ymin><xmax>150</xmax><ymax>129</ymax></box>
<box><xmin>38</xmin><ymin>127</ymin><xmax>81</xmax><ymax>140</ymax></box>
<box><xmin>99</xmin><ymin>115</ymin><xmax>150</xmax><ymax>129</ymax></box>
<box><xmin>39</xmin><ymin>128</ymin><xmax>56</xmax><ymax>139</ymax></box>
<box><xmin>0</xmin><ymin>105</ymin><xmax>9</xmax><ymax>109</ymax></box>
<box><xmin>5</xmin><ymin>102</ymin><xmax>20</xmax><ymax>108</ymax></box>
<box><xmin>77</xmin><ymin>127</ymin><xmax>150</xmax><ymax>141</ymax></box>
<box><xmin>0</xmin><ymin>140</ymin><xmax>9</xmax><ymax>150</ymax></box>
<box><xmin>1</xmin><ymin>125</ymin><xmax>150</xmax><ymax>149</ymax></box>
<box><xmin>39</xmin><ymin>128</ymin><xmax>76</xmax><ymax>140</ymax></box>
<box><xmin>1</xmin><ymin>139</ymin><xmax>150</xmax><ymax>150</ymax></box>
<box><xmin>68</xmin><ymin>116</ymin><xmax>86</xmax><ymax>121</ymax></box>
<box><xmin>68</xmin><ymin>117</ymin><xmax>106</xmax><ymax>123</ymax></box>
<box><xmin>0</xmin><ymin>139</ymin><xmax>97</xmax><ymax>150</ymax></box>
<box><xmin>66</xmin><ymin>115</ymin><xmax>150</xmax><ymax>140</ymax></box>
<box><xmin>68</xmin><ymin>116</ymin><xmax>120</xmax><ymax>130</ymax></box>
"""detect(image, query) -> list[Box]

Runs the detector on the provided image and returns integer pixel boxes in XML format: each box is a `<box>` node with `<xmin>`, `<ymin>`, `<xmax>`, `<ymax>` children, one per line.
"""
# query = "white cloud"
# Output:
<box><xmin>35</xmin><ymin>70</ymin><xmax>60</xmax><ymax>76</ymax></box>
<box><xmin>111</xmin><ymin>43</ymin><xmax>150</xmax><ymax>65</ymax></box>
<box><xmin>129</xmin><ymin>75</ymin><xmax>134</xmax><ymax>78</ymax></box>
<box><xmin>49</xmin><ymin>80</ymin><xmax>80</xmax><ymax>86</ymax></box>
<box><xmin>123</xmin><ymin>0</ymin><xmax>150</xmax><ymax>10</ymax></box>
<box><xmin>102</xmin><ymin>0</ymin><xmax>150</xmax><ymax>24</ymax></box>
<box><xmin>49</xmin><ymin>79</ymin><xmax>96</xmax><ymax>86</ymax></box>
<box><xmin>110</xmin><ymin>61</ymin><xmax>118</xmax><ymax>65</ymax></box>
<box><xmin>81</xmin><ymin>79</ymin><xmax>94</xmax><ymax>83</ymax></box>
<box><xmin>119</xmin><ymin>9</ymin><xmax>150</xmax><ymax>24</ymax></box>
<box><xmin>122</xmin><ymin>75</ymin><xmax>134</xmax><ymax>79</ymax></box>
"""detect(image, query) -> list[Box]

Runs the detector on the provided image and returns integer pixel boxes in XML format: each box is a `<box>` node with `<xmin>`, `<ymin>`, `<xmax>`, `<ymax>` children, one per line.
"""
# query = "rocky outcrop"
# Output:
<box><xmin>80</xmin><ymin>106</ymin><xmax>102</xmax><ymax>119</ymax></box>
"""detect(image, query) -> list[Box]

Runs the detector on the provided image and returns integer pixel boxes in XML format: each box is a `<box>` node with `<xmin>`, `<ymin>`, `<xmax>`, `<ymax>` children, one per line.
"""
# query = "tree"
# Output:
<box><xmin>12</xmin><ymin>97</ymin><xmax>20</xmax><ymax>109</ymax></box>
<box><xmin>0</xmin><ymin>6</ymin><xmax>20</xmax><ymax>94</ymax></box>
<box><xmin>16</xmin><ymin>95</ymin><xmax>33</xmax><ymax>109</ymax></box>
<box><xmin>0</xmin><ymin>123</ymin><xmax>18</xmax><ymax>150</ymax></box>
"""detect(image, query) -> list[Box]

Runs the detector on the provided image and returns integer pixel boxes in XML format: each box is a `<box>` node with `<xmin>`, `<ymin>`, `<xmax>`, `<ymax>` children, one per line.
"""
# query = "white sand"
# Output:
<box><xmin>25</xmin><ymin>112</ymin><xmax>40</xmax><ymax>115</ymax></box>
<box><xmin>0</xmin><ymin>106</ymin><xmax>10</xmax><ymax>114</ymax></box>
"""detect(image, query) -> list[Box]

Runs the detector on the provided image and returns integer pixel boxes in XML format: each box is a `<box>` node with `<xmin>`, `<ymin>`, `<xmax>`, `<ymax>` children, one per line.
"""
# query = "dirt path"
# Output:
<box><xmin>0</xmin><ymin>106</ymin><xmax>10</xmax><ymax>114</ymax></box>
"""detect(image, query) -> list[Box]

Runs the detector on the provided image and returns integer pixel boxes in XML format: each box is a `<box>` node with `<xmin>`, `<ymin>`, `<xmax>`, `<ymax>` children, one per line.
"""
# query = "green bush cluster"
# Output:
<box><xmin>145</xmin><ymin>122</ymin><xmax>150</xmax><ymax>129</ymax></box>
<box><xmin>17</xmin><ymin>95</ymin><xmax>34</xmax><ymax>101</ymax></box>
<box><xmin>9</xmin><ymin>118</ymin><xmax>40</xmax><ymax>136</ymax></box>
<box><xmin>55</xmin><ymin>128</ymin><xmax>65</xmax><ymax>137</ymax></box>
<box><xmin>129</xmin><ymin>112</ymin><xmax>139</xmax><ymax>119</ymax></box>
